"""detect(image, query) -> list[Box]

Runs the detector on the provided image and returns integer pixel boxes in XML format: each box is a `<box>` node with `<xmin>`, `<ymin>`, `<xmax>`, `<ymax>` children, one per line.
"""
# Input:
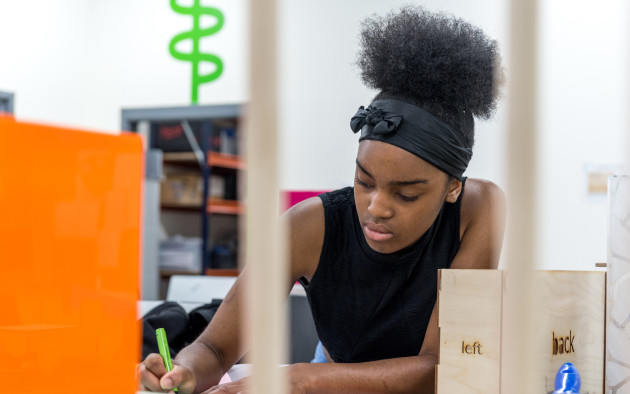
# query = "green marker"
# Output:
<box><xmin>156</xmin><ymin>328</ymin><xmax>178</xmax><ymax>393</ymax></box>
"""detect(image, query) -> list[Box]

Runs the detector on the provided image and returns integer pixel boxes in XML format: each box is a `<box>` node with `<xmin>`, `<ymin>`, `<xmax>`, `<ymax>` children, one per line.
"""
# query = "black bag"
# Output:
<box><xmin>141</xmin><ymin>300</ymin><xmax>223</xmax><ymax>360</ymax></box>
<box><xmin>186</xmin><ymin>299</ymin><xmax>223</xmax><ymax>341</ymax></box>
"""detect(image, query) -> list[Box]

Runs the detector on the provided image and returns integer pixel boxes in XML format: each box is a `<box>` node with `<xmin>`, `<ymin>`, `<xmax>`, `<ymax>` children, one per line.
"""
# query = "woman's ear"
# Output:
<box><xmin>444</xmin><ymin>178</ymin><xmax>463</xmax><ymax>203</ymax></box>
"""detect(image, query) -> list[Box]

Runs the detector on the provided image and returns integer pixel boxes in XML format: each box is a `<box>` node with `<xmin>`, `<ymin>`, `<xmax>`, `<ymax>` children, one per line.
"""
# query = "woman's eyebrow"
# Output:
<box><xmin>393</xmin><ymin>179</ymin><xmax>429</xmax><ymax>186</ymax></box>
<box><xmin>355</xmin><ymin>160</ymin><xmax>374</xmax><ymax>178</ymax></box>
<box><xmin>356</xmin><ymin>159</ymin><xmax>429</xmax><ymax>185</ymax></box>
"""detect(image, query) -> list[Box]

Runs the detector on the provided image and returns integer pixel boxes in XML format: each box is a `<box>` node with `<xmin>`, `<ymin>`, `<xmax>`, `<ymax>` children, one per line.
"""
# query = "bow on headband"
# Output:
<box><xmin>350</xmin><ymin>106</ymin><xmax>403</xmax><ymax>135</ymax></box>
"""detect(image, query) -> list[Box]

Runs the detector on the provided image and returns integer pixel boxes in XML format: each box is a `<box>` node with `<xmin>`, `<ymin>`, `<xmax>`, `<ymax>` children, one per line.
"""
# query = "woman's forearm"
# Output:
<box><xmin>174</xmin><ymin>339</ymin><xmax>228</xmax><ymax>392</ymax></box>
<box><xmin>293</xmin><ymin>354</ymin><xmax>437</xmax><ymax>394</ymax></box>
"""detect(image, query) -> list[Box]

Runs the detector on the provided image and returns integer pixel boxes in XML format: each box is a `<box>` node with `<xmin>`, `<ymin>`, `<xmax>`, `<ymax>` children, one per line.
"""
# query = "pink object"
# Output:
<box><xmin>281</xmin><ymin>190</ymin><xmax>329</xmax><ymax>213</ymax></box>
<box><xmin>282</xmin><ymin>190</ymin><xmax>331</xmax><ymax>287</ymax></box>
<box><xmin>219</xmin><ymin>372</ymin><xmax>232</xmax><ymax>384</ymax></box>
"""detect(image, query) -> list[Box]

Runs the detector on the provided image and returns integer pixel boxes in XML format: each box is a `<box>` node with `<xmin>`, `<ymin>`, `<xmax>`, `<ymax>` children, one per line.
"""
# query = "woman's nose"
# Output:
<box><xmin>367</xmin><ymin>190</ymin><xmax>394</xmax><ymax>219</ymax></box>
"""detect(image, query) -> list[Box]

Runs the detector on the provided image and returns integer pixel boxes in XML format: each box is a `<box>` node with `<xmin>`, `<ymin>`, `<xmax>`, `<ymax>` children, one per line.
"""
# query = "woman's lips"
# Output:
<box><xmin>364</xmin><ymin>224</ymin><xmax>394</xmax><ymax>242</ymax></box>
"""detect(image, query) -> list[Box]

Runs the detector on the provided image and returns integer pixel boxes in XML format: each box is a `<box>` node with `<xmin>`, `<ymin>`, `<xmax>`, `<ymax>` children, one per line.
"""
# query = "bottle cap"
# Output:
<box><xmin>553</xmin><ymin>362</ymin><xmax>581</xmax><ymax>393</ymax></box>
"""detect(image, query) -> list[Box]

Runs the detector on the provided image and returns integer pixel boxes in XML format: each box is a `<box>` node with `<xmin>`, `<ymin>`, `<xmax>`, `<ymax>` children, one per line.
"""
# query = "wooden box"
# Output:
<box><xmin>436</xmin><ymin>269</ymin><xmax>605</xmax><ymax>393</ymax></box>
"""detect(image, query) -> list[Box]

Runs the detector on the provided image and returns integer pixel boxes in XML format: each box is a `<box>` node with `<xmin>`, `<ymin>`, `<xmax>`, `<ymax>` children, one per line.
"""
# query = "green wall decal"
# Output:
<box><xmin>169</xmin><ymin>0</ymin><xmax>224</xmax><ymax>104</ymax></box>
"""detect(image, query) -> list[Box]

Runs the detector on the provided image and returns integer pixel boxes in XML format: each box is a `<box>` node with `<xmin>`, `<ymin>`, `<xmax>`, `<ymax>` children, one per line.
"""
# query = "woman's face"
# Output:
<box><xmin>354</xmin><ymin>140</ymin><xmax>461</xmax><ymax>254</ymax></box>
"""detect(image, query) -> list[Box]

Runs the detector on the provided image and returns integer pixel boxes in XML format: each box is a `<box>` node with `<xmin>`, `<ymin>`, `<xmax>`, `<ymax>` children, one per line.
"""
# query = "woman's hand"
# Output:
<box><xmin>137</xmin><ymin>353</ymin><xmax>198</xmax><ymax>393</ymax></box>
<box><xmin>200</xmin><ymin>364</ymin><xmax>309</xmax><ymax>394</ymax></box>
<box><xmin>199</xmin><ymin>376</ymin><xmax>250</xmax><ymax>394</ymax></box>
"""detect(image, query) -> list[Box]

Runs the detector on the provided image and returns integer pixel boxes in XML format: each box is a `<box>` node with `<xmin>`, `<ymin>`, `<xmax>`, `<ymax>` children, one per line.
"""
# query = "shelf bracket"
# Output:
<box><xmin>180</xmin><ymin>119</ymin><xmax>206</xmax><ymax>169</ymax></box>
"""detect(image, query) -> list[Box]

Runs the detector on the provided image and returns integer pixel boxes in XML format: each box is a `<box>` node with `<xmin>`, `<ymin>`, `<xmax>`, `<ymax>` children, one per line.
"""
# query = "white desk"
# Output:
<box><xmin>138</xmin><ymin>283</ymin><xmax>307</xmax><ymax>319</ymax></box>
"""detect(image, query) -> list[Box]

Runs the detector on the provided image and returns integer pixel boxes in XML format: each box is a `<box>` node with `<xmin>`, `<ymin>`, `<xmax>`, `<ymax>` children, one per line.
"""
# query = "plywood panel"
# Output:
<box><xmin>437</xmin><ymin>269</ymin><xmax>503</xmax><ymax>394</ymax></box>
<box><xmin>534</xmin><ymin>271</ymin><xmax>605</xmax><ymax>394</ymax></box>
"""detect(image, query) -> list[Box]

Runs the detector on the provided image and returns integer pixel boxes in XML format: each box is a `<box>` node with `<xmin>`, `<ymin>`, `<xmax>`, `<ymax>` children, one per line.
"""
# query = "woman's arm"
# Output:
<box><xmin>158</xmin><ymin>197</ymin><xmax>326</xmax><ymax>393</ymax></box>
<box><xmin>172</xmin><ymin>268</ymin><xmax>250</xmax><ymax>391</ymax></box>
<box><xmin>139</xmin><ymin>266</ymin><xmax>254</xmax><ymax>393</ymax></box>
<box><xmin>288</xmin><ymin>355</ymin><xmax>437</xmax><ymax>394</ymax></box>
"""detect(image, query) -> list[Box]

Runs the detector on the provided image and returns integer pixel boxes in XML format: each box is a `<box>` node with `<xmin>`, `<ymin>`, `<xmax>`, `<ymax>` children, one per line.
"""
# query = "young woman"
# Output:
<box><xmin>139</xmin><ymin>6</ymin><xmax>505</xmax><ymax>393</ymax></box>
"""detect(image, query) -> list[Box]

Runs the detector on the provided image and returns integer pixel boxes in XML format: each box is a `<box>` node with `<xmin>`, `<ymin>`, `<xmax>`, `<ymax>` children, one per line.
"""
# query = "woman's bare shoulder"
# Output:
<box><xmin>283</xmin><ymin>197</ymin><xmax>326</xmax><ymax>281</ymax></box>
<box><xmin>461</xmin><ymin>178</ymin><xmax>505</xmax><ymax>221</ymax></box>
<box><xmin>459</xmin><ymin>178</ymin><xmax>505</xmax><ymax>235</ymax></box>
<box><xmin>455</xmin><ymin>178</ymin><xmax>506</xmax><ymax>269</ymax></box>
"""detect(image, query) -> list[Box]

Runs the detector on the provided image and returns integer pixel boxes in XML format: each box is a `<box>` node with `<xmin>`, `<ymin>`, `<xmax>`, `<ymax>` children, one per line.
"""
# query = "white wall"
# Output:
<box><xmin>536</xmin><ymin>0</ymin><xmax>630</xmax><ymax>270</ymax></box>
<box><xmin>0</xmin><ymin>0</ymin><xmax>248</xmax><ymax>133</ymax></box>
<box><xmin>1</xmin><ymin>0</ymin><xmax>628</xmax><ymax>271</ymax></box>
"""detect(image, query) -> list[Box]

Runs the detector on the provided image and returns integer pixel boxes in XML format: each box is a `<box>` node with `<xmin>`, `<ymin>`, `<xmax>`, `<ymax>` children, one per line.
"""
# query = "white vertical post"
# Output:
<box><xmin>606</xmin><ymin>175</ymin><xmax>630</xmax><ymax>394</ymax></box>
<box><xmin>503</xmin><ymin>0</ymin><xmax>538</xmax><ymax>392</ymax></box>
<box><xmin>245</xmin><ymin>0</ymin><xmax>288</xmax><ymax>393</ymax></box>
<box><xmin>605</xmin><ymin>6</ymin><xmax>630</xmax><ymax>392</ymax></box>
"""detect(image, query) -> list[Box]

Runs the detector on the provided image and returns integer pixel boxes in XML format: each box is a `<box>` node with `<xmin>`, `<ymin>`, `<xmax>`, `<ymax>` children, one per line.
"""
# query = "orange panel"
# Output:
<box><xmin>0</xmin><ymin>118</ymin><xmax>143</xmax><ymax>394</ymax></box>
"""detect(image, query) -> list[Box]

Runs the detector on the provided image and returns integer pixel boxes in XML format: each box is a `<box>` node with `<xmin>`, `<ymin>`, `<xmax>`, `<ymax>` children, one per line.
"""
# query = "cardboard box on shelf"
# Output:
<box><xmin>209</xmin><ymin>174</ymin><xmax>226</xmax><ymax>199</ymax></box>
<box><xmin>161</xmin><ymin>173</ymin><xmax>203</xmax><ymax>206</ymax></box>
<box><xmin>159</xmin><ymin>236</ymin><xmax>202</xmax><ymax>272</ymax></box>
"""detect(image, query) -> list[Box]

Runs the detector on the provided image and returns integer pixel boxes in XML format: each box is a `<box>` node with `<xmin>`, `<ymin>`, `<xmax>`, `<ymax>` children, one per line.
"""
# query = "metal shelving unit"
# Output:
<box><xmin>122</xmin><ymin>104</ymin><xmax>242</xmax><ymax>298</ymax></box>
<box><xmin>0</xmin><ymin>91</ymin><xmax>15</xmax><ymax>114</ymax></box>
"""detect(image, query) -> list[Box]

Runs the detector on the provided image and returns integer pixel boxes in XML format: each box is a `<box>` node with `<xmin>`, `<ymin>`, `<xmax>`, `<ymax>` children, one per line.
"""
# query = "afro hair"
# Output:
<box><xmin>357</xmin><ymin>6</ymin><xmax>503</xmax><ymax>148</ymax></box>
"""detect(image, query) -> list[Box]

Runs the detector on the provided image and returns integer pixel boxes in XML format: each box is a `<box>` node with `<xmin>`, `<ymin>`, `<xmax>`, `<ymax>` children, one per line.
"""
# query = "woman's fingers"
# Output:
<box><xmin>138</xmin><ymin>353</ymin><xmax>197</xmax><ymax>393</ymax></box>
<box><xmin>143</xmin><ymin>353</ymin><xmax>168</xmax><ymax>376</ymax></box>
<box><xmin>160</xmin><ymin>365</ymin><xmax>197</xmax><ymax>394</ymax></box>
<box><xmin>137</xmin><ymin>354</ymin><xmax>169</xmax><ymax>392</ymax></box>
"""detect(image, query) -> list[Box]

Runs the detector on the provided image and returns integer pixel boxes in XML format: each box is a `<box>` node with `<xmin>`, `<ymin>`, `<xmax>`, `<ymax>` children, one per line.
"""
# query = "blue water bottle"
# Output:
<box><xmin>553</xmin><ymin>362</ymin><xmax>581</xmax><ymax>393</ymax></box>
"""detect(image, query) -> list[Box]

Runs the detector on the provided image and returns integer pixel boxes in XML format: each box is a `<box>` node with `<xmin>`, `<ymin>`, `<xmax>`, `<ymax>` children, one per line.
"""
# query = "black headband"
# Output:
<box><xmin>350</xmin><ymin>99</ymin><xmax>472</xmax><ymax>179</ymax></box>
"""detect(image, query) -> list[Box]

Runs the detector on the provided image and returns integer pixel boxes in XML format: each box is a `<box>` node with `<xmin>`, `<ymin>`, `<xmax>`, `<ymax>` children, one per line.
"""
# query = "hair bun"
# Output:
<box><xmin>357</xmin><ymin>6</ymin><xmax>502</xmax><ymax>120</ymax></box>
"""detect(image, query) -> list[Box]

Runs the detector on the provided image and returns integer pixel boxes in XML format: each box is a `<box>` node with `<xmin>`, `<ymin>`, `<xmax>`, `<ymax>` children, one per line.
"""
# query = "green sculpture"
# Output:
<box><xmin>169</xmin><ymin>0</ymin><xmax>224</xmax><ymax>104</ymax></box>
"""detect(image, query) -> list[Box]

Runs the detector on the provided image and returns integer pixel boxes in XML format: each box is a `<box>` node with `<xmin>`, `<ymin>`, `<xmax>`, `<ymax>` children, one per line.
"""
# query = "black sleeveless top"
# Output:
<box><xmin>298</xmin><ymin>179</ymin><xmax>465</xmax><ymax>363</ymax></box>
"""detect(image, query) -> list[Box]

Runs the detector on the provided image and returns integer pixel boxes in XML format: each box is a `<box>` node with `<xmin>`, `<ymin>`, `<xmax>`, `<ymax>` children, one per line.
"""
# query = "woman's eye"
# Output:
<box><xmin>355</xmin><ymin>177</ymin><xmax>372</xmax><ymax>188</ymax></box>
<box><xmin>398</xmin><ymin>193</ymin><xmax>418</xmax><ymax>202</ymax></box>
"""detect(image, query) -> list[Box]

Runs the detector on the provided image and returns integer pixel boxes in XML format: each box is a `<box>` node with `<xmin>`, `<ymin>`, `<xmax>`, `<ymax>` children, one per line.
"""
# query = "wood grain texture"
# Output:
<box><xmin>246</xmin><ymin>0</ymin><xmax>288</xmax><ymax>392</ymax></box>
<box><xmin>534</xmin><ymin>271</ymin><xmax>606</xmax><ymax>394</ymax></box>
<box><xmin>437</xmin><ymin>269</ymin><xmax>503</xmax><ymax>394</ymax></box>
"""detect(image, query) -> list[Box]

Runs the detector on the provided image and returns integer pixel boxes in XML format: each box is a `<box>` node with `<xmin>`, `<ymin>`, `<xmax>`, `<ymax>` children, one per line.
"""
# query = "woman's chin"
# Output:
<box><xmin>365</xmin><ymin>237</ymin><xmax>399</xmax><ymax>254</ymax></box>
